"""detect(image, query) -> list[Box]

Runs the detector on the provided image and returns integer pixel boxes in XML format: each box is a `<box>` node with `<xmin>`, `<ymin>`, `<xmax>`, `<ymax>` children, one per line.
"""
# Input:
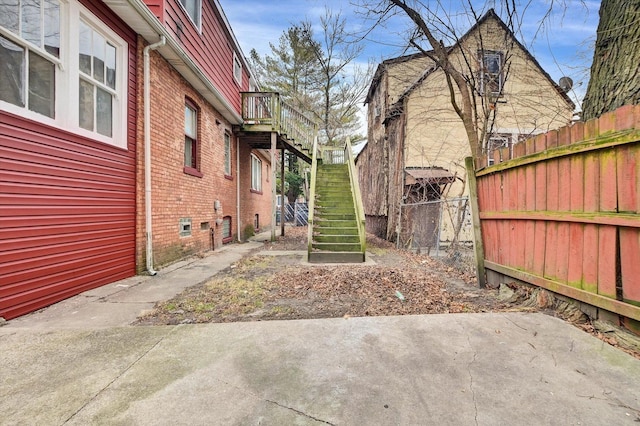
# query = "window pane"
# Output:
<box><xmin>0</xmin><ymin>0</ymin><xmax>19</xmax><ymax>34</ymax></box>
<box><xmin>79</xmin><ymin>21</ymin><xmax>92</xmax><ymax>75</ymax></box>
<box><xmin>224</xmin><ymin>134</ymin><xmax>231</xmax><ymax>174</ymax></box>
<box><xmin>105</xmin><ymin>42</ymin><xmax>116</xmax><ymax>89</ymax></box>
<box><xmin>184</xmin><ymin>136</ymin><xmax>194</xmax><ymax>167</ymax></box>
<box><xmin>181</xmin><ymin>0</ymin><xmax>200</xmax><ymax>25</ymax></box>
<box><xmin>44</xmin><ymin>0</ymin><xmax>60</xmax><ymax>58</ymax></box>
<box><xmin>96</xmin><ymin>87</ymin><xmax>112</xmax><ymax>137</ymax></box>
<box><xmin>28</xmin><ymin>51</ymin><xmax>54</xmax><ymax>118</ymax></box>
<box><xmin>92</xmin><ymin>30</ymin><xmax>105</xmax><ymax>83</ymax></box>
<box><xmin>485</xmin><ymin>54</ymin><xmax>500</xmax><ymax>74</ymax></box>
<box><xmin>0</xmin><ymin>34</ymin><xmax>25</xmax><ymax>107</ymax></box>
<box><xmin>21</xmin><ymin>0</ymin><xmax>41</xmax><ymax>47</ymax></box>
<box><xmin>79</xmin><ymin>79</ymin><xmax>94</xmax><ymax>131</ymax></box>
<box><xmin>184</xmin><ymin>105</ymin><xmax>196</xmax><ymax>138</ymax></box>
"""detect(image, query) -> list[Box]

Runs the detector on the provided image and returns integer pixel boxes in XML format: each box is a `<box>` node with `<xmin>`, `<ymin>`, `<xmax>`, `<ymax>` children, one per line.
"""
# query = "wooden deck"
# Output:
<box><xmin>237</xmin><ymin>92</ymin><xmax>317</xmax><ymax>163</ymax></box>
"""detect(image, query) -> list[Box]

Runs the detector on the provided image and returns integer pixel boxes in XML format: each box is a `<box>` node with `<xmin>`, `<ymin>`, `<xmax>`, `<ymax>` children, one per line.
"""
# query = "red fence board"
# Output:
<box><xmin>475</xmin><ymin>105</ymin><xmax>640</xmax><ymax>324</ymax></box>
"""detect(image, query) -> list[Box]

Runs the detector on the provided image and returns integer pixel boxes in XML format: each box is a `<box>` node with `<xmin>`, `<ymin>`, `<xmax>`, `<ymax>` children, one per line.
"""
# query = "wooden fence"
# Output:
<box><xmin>473</xmin><ymin>105</ymin><xmax>640</xmax><ymax>329</ymax></box>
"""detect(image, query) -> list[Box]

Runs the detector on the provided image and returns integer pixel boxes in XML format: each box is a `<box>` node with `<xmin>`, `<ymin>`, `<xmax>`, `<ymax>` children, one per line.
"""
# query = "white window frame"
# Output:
<box><xmin>478</xmin><ymin>50</ymin><xmax>504</xmax><ymax>97</ymax></box>
<box><xmin>0</xmin><ymin>0</ymin><xmax>129</xmax><ymax>149</ymax></box>
<box><xmin>251</xmin><ymin>153</ymin><xmax>262</xmax><ymax>192</ymax></box>
<box><xmin>178</xmin><ymin>0</ymin><xmax>201</xmax><ymax>31</ymax></box>
<box><xmin>487</xmin><ymin>134</ymin><xmax>512</xmax><ymax>165</ymax></box>
<box><xmin>233</xmin><ymin>52</ymin><xmax>242</xmax><ymax>85</ymax></box>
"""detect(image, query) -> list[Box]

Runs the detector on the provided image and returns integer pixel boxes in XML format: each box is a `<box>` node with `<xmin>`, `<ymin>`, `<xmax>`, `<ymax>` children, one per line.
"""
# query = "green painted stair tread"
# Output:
<box><xmin>312</xmin><ymin>220</ymin><xmax>358</xmax><ymax>228</ymax></box>
<box><xmin>313</xmin><ymin>235</ymin><xmax>360</xmax><ymax>243</ymax></box>
<box><xmin>313</xmin><ymin>227</ymin><xmax>359</xmax><ymax>235</ymax></box>
<box><xmin>308</xmin><ymin>251</ymin><xmax>365</xmax><ymax>263</ymax></box>
<box><xmin>311</xmin><ymin>242</ymin><xmax>363</xmax><ymax>252</ymax></box>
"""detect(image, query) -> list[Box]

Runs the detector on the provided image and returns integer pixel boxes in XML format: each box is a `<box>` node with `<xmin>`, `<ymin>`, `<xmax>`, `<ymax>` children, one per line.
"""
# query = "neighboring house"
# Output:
<box><xmin>358</xmin><ymin>9</ymin><xmax>575</xmax><ymax>244</ymax></box>
<box><xmin>0</xmin><ymin>0</ymin><xmax>272</xmax><ymax>319</ymax></box>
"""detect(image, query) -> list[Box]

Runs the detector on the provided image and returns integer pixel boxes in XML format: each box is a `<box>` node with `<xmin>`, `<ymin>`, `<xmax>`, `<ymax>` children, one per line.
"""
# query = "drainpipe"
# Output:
<box><xmin>143</xmin><ymin>35</ymin><xmax>166</xmax><ymax>276</ymax></box>
<box><xmin>236</xmin><ymin>135</ymin><xmax>241</xmax><ymax>242</ymax></box>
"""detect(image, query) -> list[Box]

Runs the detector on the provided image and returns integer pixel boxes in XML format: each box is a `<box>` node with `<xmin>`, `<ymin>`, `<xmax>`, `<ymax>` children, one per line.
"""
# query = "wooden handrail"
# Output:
<box><xmin>307</xmin><ymin>135</ymin><xmax>320</xmax><ymax>255</ymax></box>
<box><xmin>344</xmin><ymin>137</ymin><xmax>367</xmax><ymax>255</ymax></box>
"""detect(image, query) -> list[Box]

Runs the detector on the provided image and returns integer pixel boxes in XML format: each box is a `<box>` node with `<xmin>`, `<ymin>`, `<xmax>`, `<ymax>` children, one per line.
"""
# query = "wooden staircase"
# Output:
<box><xmin>308</xmin><ymin>143</ymin><xmax>366</xmax><ymax>263</ymax></box>
<box><xmin>238</xmin><ymin>92</ymin><xmax>365</xmax><ymax>260</ymax></box>
<box><xmin>310</xmin><ymin>164</ymin><xmax>364</xmax><ymax>262</ymax></box>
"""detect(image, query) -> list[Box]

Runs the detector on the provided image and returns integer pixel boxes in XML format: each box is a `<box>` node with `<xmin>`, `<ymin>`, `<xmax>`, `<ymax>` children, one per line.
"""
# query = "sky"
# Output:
<box><xmin>218</xmin><ymin>0</ymin><xmax>601</xmax><ymax>110</ymax></box>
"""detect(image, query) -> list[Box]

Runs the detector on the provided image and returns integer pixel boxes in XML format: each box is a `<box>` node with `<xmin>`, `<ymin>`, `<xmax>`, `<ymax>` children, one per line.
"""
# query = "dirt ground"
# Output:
<box><xmin>135</xmin><ymin>227</ymin><xmax>640</xmax><ymax>359</ymax></box>
<box><xmin>135</xmin><ymin>227</ymin><xmax>523</xmax><ymax>325</ymax></box>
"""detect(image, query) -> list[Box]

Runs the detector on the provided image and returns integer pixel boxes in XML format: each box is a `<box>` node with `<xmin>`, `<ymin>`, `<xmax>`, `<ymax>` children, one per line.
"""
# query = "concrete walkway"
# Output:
<box><xmin>1</xmin><ymin>234</ymin><xmax>640</xmax><ymax>425</ymax></box>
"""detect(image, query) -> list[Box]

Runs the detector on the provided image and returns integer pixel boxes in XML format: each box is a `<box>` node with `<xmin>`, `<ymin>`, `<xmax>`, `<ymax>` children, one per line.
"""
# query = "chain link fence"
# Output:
<box><xmin>397</xmin><ymin>197</ymin><xmax>474</xmax><ymax>271</ymax></box>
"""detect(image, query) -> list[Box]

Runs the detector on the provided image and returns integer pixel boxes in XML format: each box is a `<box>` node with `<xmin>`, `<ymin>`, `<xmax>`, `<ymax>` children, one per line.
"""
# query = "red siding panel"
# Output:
<box><xmin>160</xmin><ymin>0</ymin><xmax>249</xmax><ymax>114</ymax></box>
<box><xmin>0</xmin><ymin>1</ymin><xmax>137</xmax><ymax>320</ymax></box>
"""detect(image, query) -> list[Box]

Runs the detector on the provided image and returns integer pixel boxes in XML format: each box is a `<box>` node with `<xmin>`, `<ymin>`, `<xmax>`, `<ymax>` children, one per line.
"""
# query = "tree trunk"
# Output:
<box><xmin>582</xmin><ymin>0</ymin><xmax>640</xmax><ymax>120</ymax></box>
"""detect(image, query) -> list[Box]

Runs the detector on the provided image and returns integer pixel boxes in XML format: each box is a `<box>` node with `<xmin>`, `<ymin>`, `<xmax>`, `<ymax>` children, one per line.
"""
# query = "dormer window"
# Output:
<box><xmin>478</xmin><ymin>51</ymin><xmax>504</xmax><ymax>97</ymax></box>
<box><xmin>179</xmin><ymin>0</ymin><xmax>201</xmax><ymax>29</ymax></box>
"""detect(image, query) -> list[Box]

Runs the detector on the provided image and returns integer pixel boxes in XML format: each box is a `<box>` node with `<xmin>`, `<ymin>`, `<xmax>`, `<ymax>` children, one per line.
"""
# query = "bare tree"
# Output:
<box><xmin>303</xmin><ymin>8</ymin><xmax>372</xmax><ymax>145</ymax></box>
<box><xmin>582</xmin><ymin>0</ymin><xmax>640</xmax><ymax>120</ymax></box>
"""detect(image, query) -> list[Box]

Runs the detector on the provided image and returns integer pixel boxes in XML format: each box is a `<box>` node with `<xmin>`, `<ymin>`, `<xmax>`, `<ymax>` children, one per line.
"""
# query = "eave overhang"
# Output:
<box><xmin>102</xmin><ymin>0</ymin><xmax>243</xmax><ymax>124</ymax></box>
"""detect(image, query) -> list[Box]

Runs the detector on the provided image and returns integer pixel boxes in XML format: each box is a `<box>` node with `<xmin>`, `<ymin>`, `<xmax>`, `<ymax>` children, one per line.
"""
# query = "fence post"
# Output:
<box><xmin>465</xmin><ymin>157</ymin><xmax>486</xmax><ymax>288</ymax></box>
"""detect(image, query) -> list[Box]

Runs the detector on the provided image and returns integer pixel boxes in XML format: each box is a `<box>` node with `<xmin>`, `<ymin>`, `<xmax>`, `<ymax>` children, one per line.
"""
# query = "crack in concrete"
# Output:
<box><xmin>264</xmin><ymin>398</ymin><xmax>336</xmax><ymax>425</ymax></box>
<box><xmin>212</xmin><ymin>377</ymin><xmax>335</xmax><ymax>425</ymax></box>
<box><xmin>62</xmin><ymin>327</ymin><xmax>178</xmax><ymax>424</ymax></box>
<box><xmin>465</xmin><ymin>334</ymin><xmax>479</xmax><ymax>426</ymax></box>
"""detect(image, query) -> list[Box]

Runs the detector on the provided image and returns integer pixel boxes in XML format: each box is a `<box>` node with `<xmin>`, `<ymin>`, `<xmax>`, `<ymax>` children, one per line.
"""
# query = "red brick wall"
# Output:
<box><xmin>237</xmin><ymin>146</ymin><xmax>273</xmax><ymax>239</ymax></box>
<box><xmin>135</xmin><ymin>42</ymin><xmax>272</xmax><ymax>271</ymax></box>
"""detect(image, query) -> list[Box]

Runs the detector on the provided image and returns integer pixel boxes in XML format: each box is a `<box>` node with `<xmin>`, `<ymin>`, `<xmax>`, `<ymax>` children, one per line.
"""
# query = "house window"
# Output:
<box><xmin>478</xmin><ymin>51</ymin><xmax>503</xmax><ymax>97</ymax></box>
<box><xmin>233</xmin><ymin>52</ymin><xmax>242</xmax><ymax>85</ymax></box>
<box><xmin>0</xmin><ymin>0</ymin><xmax>128</xmax><ymax>148</ymax></box>
<box><xmin>224</xmin><ymin>132</ymin><xmax>232</xmax><ymax>176</ymax></box>
<box><xmin>179</xmin><ymin>0</ymin><xmax>201</xmax><ymax>29</ymax></box>
<box><xmin>184</xmin><ymin>100</ymin><xmax>199</xmax><ymax>171</ymax></box>
<box><xmin>0</xmin><ymin>0</ymin><xmax>60</xmax><ymax>118</ymax></box>
<box><xmin>78</xmin><ymin>20</ymin><xmax>117</xmax><ymax>137</ymax></box>
<box><xmin>251</xmin><ymin>154</ymin><xmax>262</xmax><ymax>192</ymax></box>
<box><xmin>254</xmin><ymin>214</ymin><xmax>259</xmax><ymax>231</ymax></box>
<box><xmin>487</xmin><ymin>135</ymin><xmax>512</xmax><ymax>165</ymax></box>
<box><xmin>222</xmin><ymin>216</ymin><xmax>232</xmax><ymax>243</ymax></box>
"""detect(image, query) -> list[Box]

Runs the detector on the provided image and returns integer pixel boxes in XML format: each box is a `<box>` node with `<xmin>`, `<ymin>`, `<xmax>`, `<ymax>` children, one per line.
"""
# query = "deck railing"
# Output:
<box><xmin>241</xmin><ymin>92</ymin><xmax>317</xmax><ymax>153</ymax></box>
<box><xmin>344</xmin><ymin>137</ymin><xmax>367</xmax><ymax>255</ymax></box>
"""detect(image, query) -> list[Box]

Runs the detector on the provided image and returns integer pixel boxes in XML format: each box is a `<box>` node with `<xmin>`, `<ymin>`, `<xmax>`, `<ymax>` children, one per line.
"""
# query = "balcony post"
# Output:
<box><xmin>271</xmin><ymin>132</ymin><xmax>277</xmax><ymax>242</ymax></box>
<box><xmin>281</xmin><ymin>148</ymin><xmax>286</xmax><ymax>237</ymax></box>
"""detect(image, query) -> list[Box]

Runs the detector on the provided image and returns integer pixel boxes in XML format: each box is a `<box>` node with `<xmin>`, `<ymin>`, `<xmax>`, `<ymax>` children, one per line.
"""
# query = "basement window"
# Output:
<box><xmin>222</xmin><ymin>216</ymin><xmax>232</xmax><ymax>243</ymax></box>
<box><xmin>179</xmin><ymin>218</ymin><xmax>192</xmax><ymax>237</ymax></box>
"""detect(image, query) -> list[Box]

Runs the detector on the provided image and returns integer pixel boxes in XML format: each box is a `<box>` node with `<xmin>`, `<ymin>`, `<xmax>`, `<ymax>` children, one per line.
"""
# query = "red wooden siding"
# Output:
<box><xmin>0</xmin><ymin>0</ymin><xmax>137</xmax><ymax>320</ymax></box>
<box><xmin>157</xmin><ymin>0</ymin><xmax>250</xmax><ymax>113</ymax></box>
<box><xmin>476</xmin><ymin>105</ymin><xmax>640</xmax><ymax>324</ymax></box>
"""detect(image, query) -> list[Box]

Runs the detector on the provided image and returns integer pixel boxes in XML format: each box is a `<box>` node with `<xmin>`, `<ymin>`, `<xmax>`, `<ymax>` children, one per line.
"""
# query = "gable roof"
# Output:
<box><xmin>366</xmin><ymin>9</ymin><xmax>575</xmax><ymax>110</ymax></box>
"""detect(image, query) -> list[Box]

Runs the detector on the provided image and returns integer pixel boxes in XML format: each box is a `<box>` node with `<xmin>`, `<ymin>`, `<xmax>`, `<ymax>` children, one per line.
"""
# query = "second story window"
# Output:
<box><xmin>180</xmin><ymin>0</ymin><xmax>201</xmax><ymax>29</ymax></box>
<box><xmin>251</xmin><ymin>154</ymin><xmax>262</xmax><ymax>192</ymax></box>
<box><xmin>233</xmin><ymin>52</ymin><xmax>242</xmax><ymax>85</ymax></box>
<box><xmin>224</xmin><ymin>132</ymin><xmax>232</xmax><ymax>176</ymax></box>
<box><xmin>184</xmin><ymin>101</ymin><xmax>199</xmax><ymax>171</ymax></box>
<box><xmin>478</xmin><ymin>51</ymin><xmax>504</xmax><ymax>97</ymax></box>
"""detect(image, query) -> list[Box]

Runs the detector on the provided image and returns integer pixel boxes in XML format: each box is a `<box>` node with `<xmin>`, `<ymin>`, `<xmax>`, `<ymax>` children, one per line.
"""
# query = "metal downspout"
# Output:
<box><xmin>143</xmin><ymin>35</ymin><xmax>166</xmax><ymax>276</ymax></box>
<box><xmin>237</xmin><ymin>135</ymin><xmax>241</xmax><ymax>242</ymax></box>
